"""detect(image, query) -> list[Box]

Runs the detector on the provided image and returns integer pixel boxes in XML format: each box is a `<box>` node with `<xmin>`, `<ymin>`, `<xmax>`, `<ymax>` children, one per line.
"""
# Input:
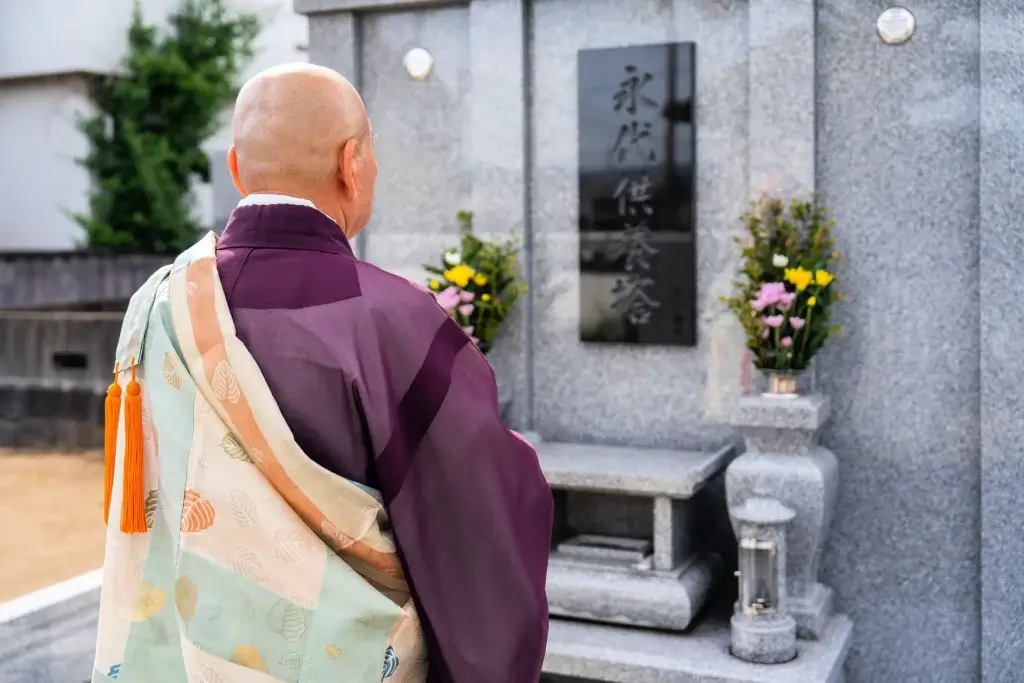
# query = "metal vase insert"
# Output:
<box><xmin>765</xmin><ymin>371</ymin><xmax>800</xmax><ymax>397</ymax></box>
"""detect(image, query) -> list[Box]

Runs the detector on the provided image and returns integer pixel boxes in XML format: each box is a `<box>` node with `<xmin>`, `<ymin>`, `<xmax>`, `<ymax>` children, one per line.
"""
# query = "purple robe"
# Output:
<box><xmin>215</xmin><ymin>197</ymin><xmax>552</xmax><ymax>683</ymax></box>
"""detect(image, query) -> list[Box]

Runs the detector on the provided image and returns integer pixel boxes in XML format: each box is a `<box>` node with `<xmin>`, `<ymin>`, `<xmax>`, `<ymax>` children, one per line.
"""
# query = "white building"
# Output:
<box><xmin>0</xmin><ymin>0</ymin><xmax>307</xmax><ymax>250</ymax></box>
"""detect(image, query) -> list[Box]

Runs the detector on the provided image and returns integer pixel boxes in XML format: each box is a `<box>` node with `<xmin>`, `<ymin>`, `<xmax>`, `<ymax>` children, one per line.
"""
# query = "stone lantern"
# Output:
<box><xmin>730</xmin><ymin>495</ymin><xmax>797</xmax><ymax>665</ymax></box>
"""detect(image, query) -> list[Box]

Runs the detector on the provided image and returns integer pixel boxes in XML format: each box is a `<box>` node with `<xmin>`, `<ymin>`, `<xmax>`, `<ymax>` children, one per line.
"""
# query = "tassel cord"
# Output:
<box><xmin>120</xmin><ymin>359</ymin><xmax>147</xmax><ymax>534</ymax></box>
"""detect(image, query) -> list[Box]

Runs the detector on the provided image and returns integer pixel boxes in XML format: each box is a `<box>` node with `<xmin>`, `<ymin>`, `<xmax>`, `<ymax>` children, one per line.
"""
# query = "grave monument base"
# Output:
<box><xmin>543</xmin><ymin>608</ymin><xmax>852</xmax><ymax>683</ymax></box>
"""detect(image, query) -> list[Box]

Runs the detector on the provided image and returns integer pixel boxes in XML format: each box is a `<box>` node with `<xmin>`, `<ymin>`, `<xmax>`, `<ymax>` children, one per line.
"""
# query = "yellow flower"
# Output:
<box><xmin>443</xmin><ymin>264</ymin><xmax>476</xmax><ymax>288</ymax></box>
<box><xmin>429</xmin><ymin>279</ymin><xmax>440</xmax><ymax>290</ymax></box>
<box><xmin>814</xmin><ymin>270</ymin><xmax>834</xmax><ymax>287</ymax></box>
<box><xmin>784</xmin><ymin>267</ymin><xmax>813</xmax><ymax>292</ymax></box>
<box><xmin>481</xmin><ymin>293</ymin><xmax>491</xmax><ymax>302</ymax></box>
<box><xmin>473</xmin><ymin>274</ymin><xmax>488</xmax><ymax>286</ymax></box>
<box><xmin>807</xmin><ymin>296</ymin><xmax>817</xmax><ymax>307</ymax></box>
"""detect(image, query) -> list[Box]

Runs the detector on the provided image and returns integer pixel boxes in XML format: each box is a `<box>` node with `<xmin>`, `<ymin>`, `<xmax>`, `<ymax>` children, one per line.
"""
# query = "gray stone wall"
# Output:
<box><xmin>817</xmin><ymin>3</ymin><xmax>982</xmax><ymax>682</ymax></box>
<box><xmin>295</xmin><ymin>1</ymin><xmax>1020</xmax><ymax>681</ymax></box>
<box><xmin>0</xmin><ymin>253</ymin><xmax>169</xmax><ymax>310</ymax></box>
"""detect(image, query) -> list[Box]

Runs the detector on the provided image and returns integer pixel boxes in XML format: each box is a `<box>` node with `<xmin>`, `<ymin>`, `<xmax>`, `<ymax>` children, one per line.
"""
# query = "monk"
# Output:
<box><xmin>92</xmin><ymin>63</ymin><xmax>552</xmax><ymax>683</ymax></box>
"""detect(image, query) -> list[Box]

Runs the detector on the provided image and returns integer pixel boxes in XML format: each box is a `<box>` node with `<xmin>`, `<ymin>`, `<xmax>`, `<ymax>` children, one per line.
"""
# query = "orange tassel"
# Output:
<box><xmin>120</xmin><ymin>359</ymin><xmax>147</xmax><ymax>534</ymax></box>
<box><xmin>103</xmin><ymin>363</ymin><xmax>121</xmax><ymax>525</ymax></box>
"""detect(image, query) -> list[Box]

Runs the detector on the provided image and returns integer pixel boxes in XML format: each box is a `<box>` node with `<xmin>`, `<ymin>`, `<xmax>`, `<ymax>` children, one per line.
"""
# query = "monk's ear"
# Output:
<box><xmin>226</xmin><ymin>147</ymin><xmax>246</xmax><ymax>197</ymax></box>
<box><xmin>338</xmin><ymin>138</ymin><xmax>360</xmax><ymax>201</ymax></box>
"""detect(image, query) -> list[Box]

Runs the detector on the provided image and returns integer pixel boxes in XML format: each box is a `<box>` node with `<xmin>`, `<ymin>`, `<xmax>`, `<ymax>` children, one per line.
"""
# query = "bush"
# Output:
<box><xmin>74</xmin><ymin>0</ymin><xmax>259</xmax><ymax>253</ymax></box>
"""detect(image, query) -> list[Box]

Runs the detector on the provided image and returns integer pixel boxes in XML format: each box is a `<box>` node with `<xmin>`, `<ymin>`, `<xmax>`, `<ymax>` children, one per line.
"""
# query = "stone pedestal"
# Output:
<box><xmin>725</xmin><ymin>393</ymin><xmax>839</xmax><ymax>640</ymax></box>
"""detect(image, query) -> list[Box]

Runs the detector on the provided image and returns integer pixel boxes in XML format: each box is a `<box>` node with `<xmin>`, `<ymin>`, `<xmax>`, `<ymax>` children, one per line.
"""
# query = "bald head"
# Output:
<box><xmin>227</xmin><ymin>63</ymin><xmax>378</xmax><ymax>236</ymax></box>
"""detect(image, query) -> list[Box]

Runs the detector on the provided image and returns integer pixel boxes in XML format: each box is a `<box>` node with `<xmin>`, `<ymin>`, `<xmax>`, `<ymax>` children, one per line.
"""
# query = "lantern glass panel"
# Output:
<box><xmin>738</xmin><ymin>536</ymin><xmax>779</xmax><ymax>614</ymax></box>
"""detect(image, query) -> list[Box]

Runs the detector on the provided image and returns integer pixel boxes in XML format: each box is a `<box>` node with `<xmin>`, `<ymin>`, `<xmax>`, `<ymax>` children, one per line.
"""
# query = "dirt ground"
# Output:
<box><xmin>0</xmin><ymin>449</ymin><xmax>106</xmax><ymax>602</ymax></box>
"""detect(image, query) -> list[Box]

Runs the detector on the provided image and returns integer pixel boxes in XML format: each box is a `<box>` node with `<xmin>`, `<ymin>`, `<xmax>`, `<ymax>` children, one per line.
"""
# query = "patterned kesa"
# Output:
<box><xmin>92</xmin><ymin>233</ymin><xmax>427</xmax><ymax>683</ymax></box>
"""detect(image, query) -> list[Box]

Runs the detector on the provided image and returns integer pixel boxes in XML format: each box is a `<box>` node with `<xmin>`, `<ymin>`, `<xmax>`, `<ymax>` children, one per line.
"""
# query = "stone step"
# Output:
<box><xmin>0</xmin><ymin>571</ymin><xmax>101</xmax><ymax>683</ymax></box>
<box><xmin>528</xmin><ymin>436</ymin><xmax>735</xmax><ymax>499</ymax></box>
<box><xmin>546</xmin><ymin>551</ymin><xmax>720</xmax><ymax>631</ymax></box>
<box><xmin>543</xmin><ymin>613</ymin><xmax>853</xmax><ymax>683</ymax></box>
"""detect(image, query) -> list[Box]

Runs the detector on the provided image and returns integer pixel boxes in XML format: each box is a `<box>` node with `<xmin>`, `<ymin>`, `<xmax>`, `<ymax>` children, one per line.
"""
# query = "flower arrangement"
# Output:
<box><xmin>724</xmin><ymin>195</ymin><xmax>843</xmax><ymax>373</ymax></box>
<box><xmin>424</xmin><ymin>210</ymin><xmax>526</xmax><ymax>354</ymax></box>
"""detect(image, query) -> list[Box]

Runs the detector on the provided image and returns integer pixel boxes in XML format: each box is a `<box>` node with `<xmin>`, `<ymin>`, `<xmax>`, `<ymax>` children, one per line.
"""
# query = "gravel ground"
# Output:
<box><xmin>0</xmin><ymin>449</ymin><xmax>106</xmax><ymax>602</ymax></box>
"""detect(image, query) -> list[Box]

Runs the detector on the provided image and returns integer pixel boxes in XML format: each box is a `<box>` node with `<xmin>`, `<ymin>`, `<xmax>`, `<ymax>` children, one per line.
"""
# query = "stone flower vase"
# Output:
<box><xmin>724</xmin><ymin>392</ymin><xmax>838</xmax><ymax>640</ymax></box>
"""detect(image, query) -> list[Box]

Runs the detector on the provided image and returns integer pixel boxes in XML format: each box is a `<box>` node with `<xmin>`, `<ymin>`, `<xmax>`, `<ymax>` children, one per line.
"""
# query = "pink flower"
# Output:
<box><xmin>458</xmin><ymin>304</ymin><xmax>475</xmax><ymax>317</ymax></box>
<box><xmin>777</xmin><ymin>292</ymin><xmax>796</xmax><ymax>311</ymax></box>
<box><xmin>462</xmin><ymin>325</ymin><xmax>475</xmax><ymax>336</ymax></box>
<box><xmin>789</xmin><ymin>317</ymin><xmax>805</xmax><ymax>330</ymax></box>
<box><xmin>752</xmin><ymin>282</ymin><xmax>789</xmax><ymax>312</ymax></box>
<box><xmin>435</xmin><ymin>286</ymin><xmax>461</xmax><ymax>312</ymax></box>
<box><xmin>459</xmin><ymin>290</ymin><xmax>475</xmax><ymax>302</ymax></box>
<box><xmin>470</xmin><ymin>336</ymin><xmax>480</xmax><ymax>345</ymax></box>
<box><xmin>780</xmin><ymin>336</ymin><xmax>793</xmax><ymax>348</ymax></box>
<box><xmin>762</xmin><ymin>314</ymin><xmax>784</xmax><ymax>328</ymax></box>
<box><xmin>760</xmin><ymin>328</ymin><xmax>770</xmax><ymax>339</ymax></box>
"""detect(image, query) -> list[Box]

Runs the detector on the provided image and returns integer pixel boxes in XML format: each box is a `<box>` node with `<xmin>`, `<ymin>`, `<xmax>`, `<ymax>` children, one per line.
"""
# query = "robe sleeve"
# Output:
<box><xmin>367</xmin><ymin>308</ymin><xmax>552</xmax><ymax>683</ymax></box>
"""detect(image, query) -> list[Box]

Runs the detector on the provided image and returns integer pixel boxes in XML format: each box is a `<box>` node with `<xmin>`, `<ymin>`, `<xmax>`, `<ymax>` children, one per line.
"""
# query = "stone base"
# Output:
<box><xmin>730</xmin><ymin>611</ymin><xmax>797</xmax><ymax>664</ymax></box>
<box><xmin>792</xmin><ymin>583</ymin><xmax>834</xmax><ymax>640</ymax></box>
<box><xmin>544</xmin><ymin>611</ymin><xmax>852</xmax><ymax>683</ymax></box>
<box><xmin>0</xmin><ymin>571</ymin><xmax>101</xmax><ymax>683</ymax></box>
<box><xmin>546</xmin><ymin>552</ymin><xmax>719</xmax><ymax>632</ymax></box>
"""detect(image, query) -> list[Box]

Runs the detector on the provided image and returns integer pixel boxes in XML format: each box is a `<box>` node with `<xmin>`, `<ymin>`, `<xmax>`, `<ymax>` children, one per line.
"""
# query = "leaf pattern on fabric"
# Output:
<box><xmin>273</xmin><ymin>528</ymin><xmax>311</xmax><ymax>563</ymax></box>
<box><xmin>232</xmin><ymin>546</ymin><xmax>264</xmax><ymax>583</ymax></box>
<box><xmin>230</xmin><ymin>490</ymin><xmax>259</xmax><ymax>528</ymax></box>
<box><xmin>196</xmin><ymin>662</ymin><xmax>222</xmax><ymax>683</ymax></box>
<box><xmin>144</xmin><ymin>489</ymin><xmax>160</xmax><ymax>530</ymax></box>
<box><xmin>174</xmin><ymin>575</ymin><xmax>197</xmax><ymax>622</ymax></box>
<box><xmin>186</xmin><ymin>280</ymin><xmax>198</xmax><ymax>296</ymax></box>
<box><xmin>382</xmin><ymin>646</ymin><xmax>400</xmax><ymax>680</ymax></box>
<box><xmin>141</xmin><ymin>400</ymin><xmax>159</xmax><ymax>455</ymax></box>
<box><xmin>280</xmin><ymin>653</ymin><xmax>304</xmax><ymax>669</ymax></box>
<box><xmin>132</xmin><ymin>583</ymin><xmax>166</xmax><ymax>622</ymax></box>
<box><xmin>180</xmin><ymin>490</ymin><xmax>216</xmax><ymax>533</ymax></box>
<box><xmin>324</xmin><ymin>644</ymin><xmax>343</xmax><ymax>659</ymax></box>
<box><xmin>231</xmin><ymin>646</ymin><xmax>268</xmax><ymax>672</ymax></box>
<box><xmin>162</xmin><ymin>353</ymin><xmax>183</xmax><ymax>390</ymax></box>
<box><xmin>220</xmin><ymin>434</ymin><xmax>250</xmax><ymax>462</ymax></box>
<box><xmin>196</xmin><ymin>449</ymin><xmax>209</xmax><ymax>472</ymax></box>
<box><xmin>267</xmin><ymin>599</ymin><xmax>307</xmax><ymax>643</ymax></box>
<box><xmin>212</xmin><ymin>360</ymin><xmax>241</xmax><ymax>403</ymax></box>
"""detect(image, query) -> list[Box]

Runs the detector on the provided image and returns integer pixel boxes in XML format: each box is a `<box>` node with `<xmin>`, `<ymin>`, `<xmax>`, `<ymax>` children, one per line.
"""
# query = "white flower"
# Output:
<box><xmin>772</xmin><ymin>254</ymin><xmax>789</xmax><ymax>268</ymax></box>
<box><xmin>443</xmin><ymin>250</ymin><xmax>462</xmax><ymax>266</ymax></box>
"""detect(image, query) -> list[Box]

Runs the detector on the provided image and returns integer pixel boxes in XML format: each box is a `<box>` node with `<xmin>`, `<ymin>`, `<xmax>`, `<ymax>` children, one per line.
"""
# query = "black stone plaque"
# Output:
<box><xmin>578</xmin><ymin>43</ymin><xmax>697</xmax><ymax>345</ymax></box>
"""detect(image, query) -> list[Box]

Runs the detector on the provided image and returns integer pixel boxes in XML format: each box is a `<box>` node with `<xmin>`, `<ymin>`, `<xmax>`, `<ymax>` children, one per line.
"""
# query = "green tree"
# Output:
<box><xmin>75</xmin><ymin>0</ymin><xmax>259</xmax><ymax>253</ymax></box>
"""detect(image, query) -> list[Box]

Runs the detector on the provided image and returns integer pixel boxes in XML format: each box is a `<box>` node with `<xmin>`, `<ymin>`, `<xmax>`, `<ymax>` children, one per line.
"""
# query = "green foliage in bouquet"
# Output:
<box><xmin>74</xmin><ymin>0</ymin><xmax>259</xmax><ymax>253</ymax></box>
<box><xmin>723</xmin><ymin>194</ymin><xmax>844</xmax><ymax>372</ymax></box>
<box><xmin>424</xmin><ymin>211</ymin><xmax>527</xmax><ymax>354</ymax></box>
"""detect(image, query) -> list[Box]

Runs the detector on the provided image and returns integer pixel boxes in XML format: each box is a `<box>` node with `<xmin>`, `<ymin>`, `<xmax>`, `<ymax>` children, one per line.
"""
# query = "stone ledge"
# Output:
<box><xmin>546</xmin><ymin>552</ymin><xmax>719</xmax><ymax>632</ymax></box>
<box><xmin>729</xmin><ymin>394</ymin><xmax>830</xmax><ymax>431</ymax></box>
<box><xmin>293</xmin><ymin>0</ymin><xmax>466</xmax><ymax>16</ymax></box>
<box><xmin>543</xmin><ymin>613</ymin><xmax>852</xmax><ymax>683</ymax></box>
<box><xmin>536</xmin><ymin>440</ymin><xmax>735</xmax><ymax>499</ymax></box>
